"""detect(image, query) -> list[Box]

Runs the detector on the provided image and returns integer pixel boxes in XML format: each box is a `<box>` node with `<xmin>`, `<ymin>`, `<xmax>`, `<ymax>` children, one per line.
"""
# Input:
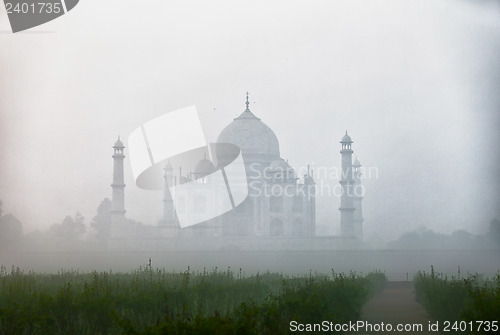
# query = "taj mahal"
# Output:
<box><xmin>108</xmin><ymin>94</ymin><xmax>364</xmax><ymax>250</ymax></box>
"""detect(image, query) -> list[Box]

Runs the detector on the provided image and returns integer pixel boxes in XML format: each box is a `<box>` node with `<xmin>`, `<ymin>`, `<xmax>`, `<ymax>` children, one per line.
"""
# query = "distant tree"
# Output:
<box><xmin>0</xmin><ymin>200</ymin><xmax>23</xmax><ymax>242</ymax></box>
<box><xmin>91</xmin><ymin>198</ymin><xmax>112</xmax><ymax>242</ymax></box>
<box><xmin>450</xmin><ymin>229</ymin><xmax>473</xmax><ymax>242</ymax></box>
<box><xmin>389</xmin><ymin>225</ymin><xmax>496</xmax><ymax>250</ymax></box>
<box><xmin>488</xmin><ymin>217</ymin><xmax>500</xmax><ymax>244</ymax></box>
<box><xmin>0</xmin><ymin>213</ymin><xmax>24</xmax><ymax>248</ymax></box>
<box><xmin>388</xmin><ymin>226</ymin><xmax>485</xmax><ymax>250</ymax></box>
<box><xmin>392</xmin><ymin>227</ymin><xmax>450</xmax><ymax>249</ymax></box>
<box><xmin>49</xmin><ymin>212</ymin><xmax>86</xmax><ymax>240</ymax></box>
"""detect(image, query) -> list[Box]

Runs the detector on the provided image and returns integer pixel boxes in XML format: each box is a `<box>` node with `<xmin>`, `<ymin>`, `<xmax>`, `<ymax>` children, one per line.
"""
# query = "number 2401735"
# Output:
<box><xmin>5</xmin><ymin>2</ymin><xmax>62</xmax><ymax>14</ymax></box>
<box><xmin>442</xmin><ymin>321</ymin><xmax>498</xmax><ymax>332</ymax></box>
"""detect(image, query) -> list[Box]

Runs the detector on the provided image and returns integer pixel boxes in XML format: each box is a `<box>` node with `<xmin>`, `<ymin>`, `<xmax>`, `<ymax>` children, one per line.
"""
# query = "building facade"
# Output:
<box><xmin>158</xmin><ymin>94</ymin><xmax>316</xmax><ymax>237</ymax></box>
<box><xmin>109</xmin><ymin>94</ymin><xmax>364</xmax><ymax>249</ymax></box>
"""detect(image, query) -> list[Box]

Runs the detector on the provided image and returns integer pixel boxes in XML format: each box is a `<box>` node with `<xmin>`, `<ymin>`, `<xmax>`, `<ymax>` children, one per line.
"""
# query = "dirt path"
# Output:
<box><xmin>360</xmin><ymin>281</ymin><xmax>435</xmax><ymax>334</ymax></box>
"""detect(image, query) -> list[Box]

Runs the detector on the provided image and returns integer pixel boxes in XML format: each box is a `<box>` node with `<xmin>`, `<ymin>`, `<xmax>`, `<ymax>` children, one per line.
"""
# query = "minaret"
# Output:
<box><xmin>111</xmin><ymin>137</ymin><xmax>126</xmax><ymax>226</ymax></box>
<box><xmin>353</xmin><ymin>157</ymin><xmax>364</xmax><ymax>240</ymax></box>
<box><xmin>160</xmin><ymin>161</ymin><xmax>177</xmax><ymax>226</ymax></box>
<box><xmin>304</xmin><ymin>164</ymin><xmax>316</xmax><ymax>237</ymax></box>
<box><xmin>339</xmin><ymin>131</ymin><xmax>355</xmax><ymax>238</ymax></box>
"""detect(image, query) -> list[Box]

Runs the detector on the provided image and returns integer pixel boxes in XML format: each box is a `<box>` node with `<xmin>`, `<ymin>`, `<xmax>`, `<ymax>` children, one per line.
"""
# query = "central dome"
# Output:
<box><xmin>194</xmin><ymin>157</ymin><xmax>215</xmax><ymax>177</ymax></box>
<box><xmin>216</xmin><ymin>95</ymin><xmax>280</xmax><ymax>160</ymax></box>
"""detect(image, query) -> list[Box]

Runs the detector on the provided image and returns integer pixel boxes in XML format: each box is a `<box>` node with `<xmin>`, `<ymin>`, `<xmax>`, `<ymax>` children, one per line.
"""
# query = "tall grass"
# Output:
<box><xmin>414</xmin><ymin>266</ymin><xmax>500</xmax><ymax>333</ymax></box>
<box><xmin>0</xmin><ymin>265</ymin><xmax>386</xmax><ymax>334</ymax></box>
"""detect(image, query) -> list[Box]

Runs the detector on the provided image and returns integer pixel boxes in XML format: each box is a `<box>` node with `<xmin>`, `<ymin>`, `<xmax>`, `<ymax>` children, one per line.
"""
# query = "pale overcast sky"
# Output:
<box><xmin>1</xmin><ymin>0</ymin><xmax>499</xmax><ymax>241</ymax></box>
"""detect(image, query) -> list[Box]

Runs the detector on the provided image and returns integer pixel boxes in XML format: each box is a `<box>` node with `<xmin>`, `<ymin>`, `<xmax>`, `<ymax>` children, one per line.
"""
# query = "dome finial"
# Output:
<box><xmin>340</xmin><ymin>131</ymin><xmax>352</xmax><ymax>143</ymax></box>
<box><xmin>245</xmin><ymin>91</ymin><xmax>250</xmax><ymax>111</ymax></box>
<box><xmin>114</xmin><ymin>136</ymin><xmax>124</xmax><ymax>148</ymax></box>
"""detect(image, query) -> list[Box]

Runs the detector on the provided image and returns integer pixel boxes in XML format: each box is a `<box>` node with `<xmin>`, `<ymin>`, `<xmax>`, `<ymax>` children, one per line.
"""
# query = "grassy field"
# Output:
<box><xmin>0</xmin><ymin>265</ymin><xmax>386</xmax><ymax>334</ymax></box>
<box><xmin>414</xmin><ymin>267</ymin><xmax>500</xmax><ymax>334</ymax></box>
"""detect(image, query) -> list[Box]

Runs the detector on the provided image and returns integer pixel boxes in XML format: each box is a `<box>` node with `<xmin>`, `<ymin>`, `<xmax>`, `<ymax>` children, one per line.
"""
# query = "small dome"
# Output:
<box><xmin>113</xmin><ymin>137</ymin><xmax>124</xmax><ymax>148</ymax></box>
<box><xmin>217</xmin><ymin>95</ymin><xmax>280</xmax><ymax>160</ymax></box>
<box><xmin>194</xmin><ymin>158</ymin><xmax>215</xmax><ymax>176</ymax></box>
<box><xmin>341</xmin><ymin>131</ymin><xmax>352</xmax><ymax>143</ymax></box>
<box><xmin>270</xmin><ymin>159</ymin><xmax>295</xmax><ymax>178</ymax></box>
<box><xmin>353</xmin><ymin>158</ymin><xmax>361</xmax><ymax>167</ymax></box>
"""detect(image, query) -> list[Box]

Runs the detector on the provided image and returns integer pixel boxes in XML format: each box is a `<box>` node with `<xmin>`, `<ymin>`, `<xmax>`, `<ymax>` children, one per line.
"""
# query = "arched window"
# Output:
<box><xmin>270</xmin><ymin>218</ymin><xmax>283</xmax><ymax>236</ymax></box>
<box><xmin>292</xmin><ymin>219</ymin><xmax>303</xmax><ymax>236</ymax></box>
<box><xmin>270</xmin><ymin>196</ymin><xmax>283</xmax><ymax>212</ymax></box>
<box><xmin>292</xmin><ymin>197</ymin><xmax>303</xmax><ymax>213</ymax></box>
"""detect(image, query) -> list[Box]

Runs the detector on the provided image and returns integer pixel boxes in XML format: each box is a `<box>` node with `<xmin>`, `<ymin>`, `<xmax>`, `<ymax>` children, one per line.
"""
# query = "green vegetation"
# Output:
<box><xmin>0</xmin><ymin>265</ymin><xmax>386</xmax><ymax>334</ymax></box>
<box><xmin>414</xmin><ymin>266</ymin><xmax>500</xmax><ymax>333</ymax></box>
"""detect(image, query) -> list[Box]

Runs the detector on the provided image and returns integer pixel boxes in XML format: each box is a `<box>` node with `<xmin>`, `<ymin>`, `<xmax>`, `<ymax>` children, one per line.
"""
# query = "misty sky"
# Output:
<box><xmin>1</xmin><ymin>0</ymin><xmax>499</xmax><ymax>242</ymax></box>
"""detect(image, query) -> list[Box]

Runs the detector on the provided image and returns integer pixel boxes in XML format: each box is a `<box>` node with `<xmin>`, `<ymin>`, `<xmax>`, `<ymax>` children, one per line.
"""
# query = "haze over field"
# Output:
<box><xmin>0</xmin><ymin>0</ymin><xmax>499</xmax><ymax>245</ymax></box>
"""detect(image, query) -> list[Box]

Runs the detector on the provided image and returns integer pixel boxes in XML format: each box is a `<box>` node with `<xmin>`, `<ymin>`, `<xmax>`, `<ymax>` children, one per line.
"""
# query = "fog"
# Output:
<box><xmin>0</xmin><ymin>0</ymin><xmax>499</xmax><ymax>275</ymax></box>
<box><xmin>2</xmin><ymin>247</ymin><xmax>500</xmax><ymax>281</ymax></box>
